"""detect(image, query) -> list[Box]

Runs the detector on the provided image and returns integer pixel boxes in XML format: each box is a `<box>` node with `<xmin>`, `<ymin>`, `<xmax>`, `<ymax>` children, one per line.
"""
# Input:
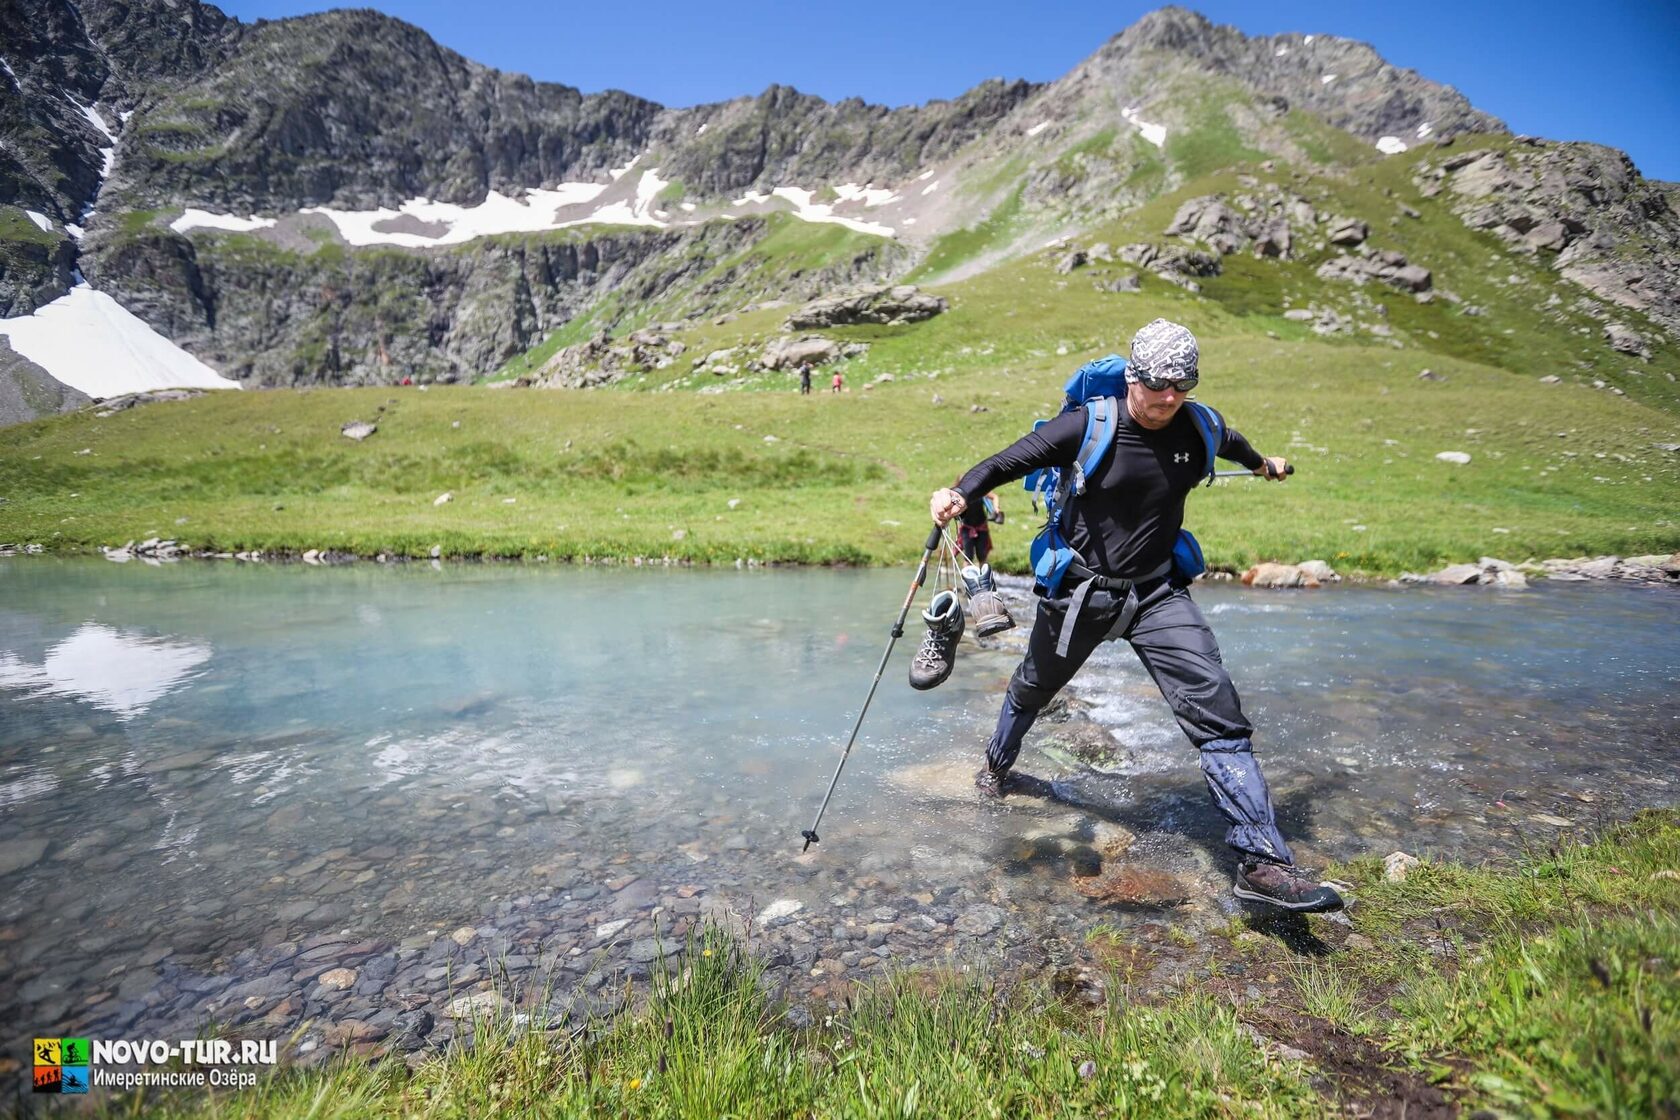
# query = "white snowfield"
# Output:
<box><xmin>1026</xmin><ymin>121</ymin><xmax>1051</xmax><ymax>137</ymax></box>
<box><xmin>170</xmin><ymin>209</ymin><xmax>277</xmax><ymax>234</ymax></box>
<box><xmin>290</xmin><ymin>165</ymin><xmax>905</xmax><ymax>246</ymax></box>
<box><xmin>1376</xmin><ymin>136</ymin><xmax>1409</xmax><ymax>155</ymax></box>
<box><xmin>25</xmin><ymin>210</ymin><xmax>52</xmax><ymax>232</ymax></box>
<box><xmin>1416</xmin><ymin>121</ymin><xmax>1434</xmax><ymax>139</ymax></box>
<box><xmin>0</xmin><ymin>284</ymin><xmax>239</xmax><ymax>398</ymax></box>
<box><xmin>1121</xmin><ymin>106</ymin><xmax>1168</xmax><ymax>148</ymax></box>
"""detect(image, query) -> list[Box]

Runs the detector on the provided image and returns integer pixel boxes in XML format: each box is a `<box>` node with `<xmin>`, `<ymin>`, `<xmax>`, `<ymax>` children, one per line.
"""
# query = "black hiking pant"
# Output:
<box><xmin>984</xmin><ymin>577</ymin><xmax>1294</xmax><ymax>865</ymax></box>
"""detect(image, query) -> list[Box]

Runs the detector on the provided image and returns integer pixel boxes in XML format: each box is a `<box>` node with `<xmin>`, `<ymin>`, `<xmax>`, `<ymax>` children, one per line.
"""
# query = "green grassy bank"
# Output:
<box><xmin>2</xmin><ymin>342</ymin><xmax>1677</xmax><ymax>576</ymax></box>
<box><xmin>90</xmin><ymin>810</ymin><xmax>1680</xmax><ymax>1118</ymax></box>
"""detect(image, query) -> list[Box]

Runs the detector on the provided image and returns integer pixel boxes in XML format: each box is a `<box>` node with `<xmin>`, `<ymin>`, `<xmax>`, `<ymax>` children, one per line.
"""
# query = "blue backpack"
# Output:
<box><xmin>1023</xmin><ymin>354</ymin><xmax>1224</xmax><ymax>597</ymax></box>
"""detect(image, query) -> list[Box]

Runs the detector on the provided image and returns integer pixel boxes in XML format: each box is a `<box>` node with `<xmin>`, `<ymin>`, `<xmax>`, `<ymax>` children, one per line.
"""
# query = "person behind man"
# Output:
<box><xmin>928</xmin><ymin>318</ymin><xmax>1344</xmax><ymax>912</ymax></box>
<box><xmin>955</xmin><ymin>486</ymin><xmax>1005</xmax><ymax>564</ymax></box>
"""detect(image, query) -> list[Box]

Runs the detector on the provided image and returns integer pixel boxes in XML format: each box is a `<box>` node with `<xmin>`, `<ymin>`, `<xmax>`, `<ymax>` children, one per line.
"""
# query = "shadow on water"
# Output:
<box><xmin>997</xmin><ymin>768</ymin><xmax>1349</xmax><ymax>873</ymax></box>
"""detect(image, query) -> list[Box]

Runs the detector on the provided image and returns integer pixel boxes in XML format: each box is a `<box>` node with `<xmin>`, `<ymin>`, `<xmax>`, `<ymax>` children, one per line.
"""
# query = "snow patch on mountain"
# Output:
<box><xmin>0</xmin><ymin>284</ymin><xmax>239</xmax><ymax>397</ymax></box>
<box><xmin>25</xmin><ymin>211</ymin><xmax>52</xmax><ymax>232</ymax></box>
<box><xmin>834</xmin><ymin>183</ymin><xmax>896</xmax><ymax>207</ymax></box>
<box><xmin>170</xmin><ymin>209</ymin><xmax>277</xmax><ymax>235</ymax></box>
<box><xmin>1121</xmin><ymin>106</ymin><xmax>1167</xmax><ymax>148</ymax></box>
<box><xmin>301</xmin><ymin>183</ymin><xmax>618</xmax><ymax>246</ymax></box>
<box><xmin>1376</xmin><ymin>136</ymin><xmax>1409</xmax><ymax>155</ymax></box>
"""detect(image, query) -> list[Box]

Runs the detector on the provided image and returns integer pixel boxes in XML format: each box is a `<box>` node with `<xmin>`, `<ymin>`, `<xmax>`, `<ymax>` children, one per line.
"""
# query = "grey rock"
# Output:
<box><xmin>760</xmin><ymin>335</ymin><xmax>840</xmax><ymax>371</ymax></box>
<box><xmin>0</xmin><ymin>837</ymin><xmax>50</xmax><ymax>875</ymax></box>
<box><xmin>783</xmin><ymin>285</ymin><xmax>946</xmax><ymax>329</ymax></box>
<box><xmin>1317</xmin><ymin>252</ymin><xmax>1432</xmax><ymax>292</ymax></box>
<box><xmin>1604</xmin><ymin>323</ymin><xmax>1650</xmax><ymax>358</ymax></box>
<box><xmin>955</xmin><ymin>904</ymin><xmax>1005</xmax><ymax>936</ymax></box>
<box><xmin>0</xmin><ymin>338</ymin><xmax>91</xmax><ymax>428</ymax></box>
<box><xmin>1326</xmin><ymin>216</ymin><xmax>1369</xmax><ymax>245</ymax></box>
<box><xmin>1053</xmin><ymin>249</ymin><xmax>1088</xmax><ymax>274</ymax></box>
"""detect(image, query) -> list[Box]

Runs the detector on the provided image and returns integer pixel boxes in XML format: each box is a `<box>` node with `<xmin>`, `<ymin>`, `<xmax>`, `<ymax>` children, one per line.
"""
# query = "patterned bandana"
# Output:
<box><xmin>1128</xmin><ymin>318</ymin><xmax>1199</xmax><ymax>380</ymax></box>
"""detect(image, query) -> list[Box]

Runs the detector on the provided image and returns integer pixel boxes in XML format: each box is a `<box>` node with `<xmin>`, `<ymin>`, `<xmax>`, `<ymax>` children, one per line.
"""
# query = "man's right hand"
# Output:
<box><xmin>930</xmin><ymin>488</ymin><xmax>967</xmax><ymax>526</ymax></box>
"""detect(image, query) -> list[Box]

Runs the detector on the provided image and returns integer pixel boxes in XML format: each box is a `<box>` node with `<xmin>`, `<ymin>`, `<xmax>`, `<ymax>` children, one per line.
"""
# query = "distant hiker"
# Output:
<box><xmin>929</xmin><ymin>318</ymin><xmax>1344</xmax><ymax>912</ymax></box>
<box><xmin>800</xmin><ymin>366</ymin><xmax>813</xmax><ymax>394</ymax></box>
<box><xmin>955</xmin><ymin>486</ymin><xmax>1005</xmax><ymax>564</ymax></box>
<box><xmin>831</xmin><ymin>371</ymin><xmax>844</xmax><ymax>393</ymax></box>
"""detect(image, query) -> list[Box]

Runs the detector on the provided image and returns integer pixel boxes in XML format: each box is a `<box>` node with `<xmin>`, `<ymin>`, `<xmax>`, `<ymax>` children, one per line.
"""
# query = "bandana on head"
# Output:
<box><xmin>1129</xmin><ymin>318</ymin><xmax>1199</xmax><ymax>380</ymax></box>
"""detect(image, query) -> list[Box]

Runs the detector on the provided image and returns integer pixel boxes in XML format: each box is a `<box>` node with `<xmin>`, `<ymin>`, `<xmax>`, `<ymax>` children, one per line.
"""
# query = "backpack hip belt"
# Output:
<box><xmin>1055</xmin><ymin>557</ymin><xmax>1172</xmax><ymax>658</ymax></box>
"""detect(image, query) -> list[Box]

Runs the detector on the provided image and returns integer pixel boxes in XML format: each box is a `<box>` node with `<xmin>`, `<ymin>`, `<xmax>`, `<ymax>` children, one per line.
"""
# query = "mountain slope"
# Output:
<box><xmin>1</xmin><ymin>1</ymin><xmax>1675</xmax><ymax>402</ymax></box>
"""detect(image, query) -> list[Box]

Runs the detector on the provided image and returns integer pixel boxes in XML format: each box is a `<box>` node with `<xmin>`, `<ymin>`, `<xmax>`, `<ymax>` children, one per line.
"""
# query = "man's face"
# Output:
<box><xmin>1126</xmin><ymin>377</ymin><xmax>1189</xmax><ymax>429</ymax></box>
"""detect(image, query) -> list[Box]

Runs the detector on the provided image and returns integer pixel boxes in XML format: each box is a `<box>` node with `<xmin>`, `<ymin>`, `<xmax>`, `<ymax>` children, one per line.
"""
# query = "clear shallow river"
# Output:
<box><xmin>2</xmin><ymin>560</ymin><xmax>1677</xmax><ymax>1060</ymax></box>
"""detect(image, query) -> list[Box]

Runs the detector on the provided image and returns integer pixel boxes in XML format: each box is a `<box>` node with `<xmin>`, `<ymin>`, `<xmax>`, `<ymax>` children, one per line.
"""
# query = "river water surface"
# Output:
<box><xmin>2</xmin><ymin>560</ymin><xmax>1676</xmax><ymax>1062</ymax></box>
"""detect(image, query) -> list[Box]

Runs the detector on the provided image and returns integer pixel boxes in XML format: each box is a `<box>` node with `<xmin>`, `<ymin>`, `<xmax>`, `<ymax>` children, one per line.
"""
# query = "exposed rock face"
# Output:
<box><xmin>1060</xmin><ymin>7</ymin><xmax>1503</xmax><ymax>149</ymax></box>
<box><xmin>1326</xmin><ymin>216</ymin><xmax>1369</xmax><ymax>246</ymax></box>
<box><xmin>0</xmin><ymin>215</ymin><xmax>77</xmax><ymax>317</ymax></box>
<box><xmin>0</xmin><ymin>335</ymin><xmax>90</xmax><ymax>426</ymax></box>
<box><xmin>532</xmin><ymin>329</ymin><xmax>683</xmax><ymax>389</ymax></box>
<box><xmin>759</xmin><ymin>335</ymin><xmax>840</xmax><ymax>371</ymax></box>
<box><xmin>1605</xmin><ymin>323</ymin><xmax>1650</xmax><ymax>358</ymax></box>
<box><xmin>1316</xmin><ymin>250</ymin><xmax>1432</xmax><ymax>292</ymax></box>
<box><xmin>782</xmin><ymin>285</ymin><xmax>946</xmax><ymax>330</ymax></box>
<box><xmin>1417</xmin><ymin>141</ymin><xmax>1680</xmax><ymax>336</ymax></box>
<box><xmin>1164</xmin><ymin>192</ymin><xmax>1320</xmax><ymax>260</ymax></box>
<box><xmin>1165</xmin><ymin>197</ymin><xmax>1250</xmax><ymax>255</ymax></box>
<box><xmin>1</xmin><ymin>0</ymin><xmax>234</xmax><ymax>293</ymax></box>
<box><xmin>80</xmin><ymin>216</ymin><xmax>899</xmax><ymax>386</ymax></box>
<box><xmin>1119</xmin><ymin>243</ymin><xmax>1221</xmax><ymax>289</ymax></box>
<box><xmin>652</xmin><ymin>80</ymin><xmax>1035</xmax><ymax>201</ymax></box>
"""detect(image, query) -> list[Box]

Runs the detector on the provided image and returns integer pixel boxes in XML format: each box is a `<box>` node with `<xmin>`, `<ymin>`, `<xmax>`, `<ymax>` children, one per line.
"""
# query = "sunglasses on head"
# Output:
<box><xmin>1131</xmin><ymin>371</ymin><xmax>1198</xmax><ymax>392</ymax></box>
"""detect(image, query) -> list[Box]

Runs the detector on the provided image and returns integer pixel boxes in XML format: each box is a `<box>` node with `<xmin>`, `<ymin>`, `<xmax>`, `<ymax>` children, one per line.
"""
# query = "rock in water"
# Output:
<box><xmin>757</xmin><ymin>899</ymin><xmax>803</xmax><ymax>925</ymax></box>
<box><xmin>1073</xmin><ymin>865</ymin><xmax>1189</xmax><ymax>906</ymax></box>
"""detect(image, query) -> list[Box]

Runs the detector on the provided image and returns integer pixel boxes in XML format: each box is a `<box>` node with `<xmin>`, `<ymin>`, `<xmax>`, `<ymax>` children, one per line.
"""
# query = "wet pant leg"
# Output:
<box><xmin>1122</xmin><ymin>586</ymin><xmax>1294</xmax><ymax>865</ymax></box>
<box><xmin>984</xmin><ymin>591</ymin><xmax>1117</xmax><ymax>773</ymax></box>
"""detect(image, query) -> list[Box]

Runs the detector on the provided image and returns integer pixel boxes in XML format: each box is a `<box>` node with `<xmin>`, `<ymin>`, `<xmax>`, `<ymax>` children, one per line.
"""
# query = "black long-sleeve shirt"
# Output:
<box><xmin>956</xmin><ymin>402</ymin><xmax>1264</xmax><ymax>579</ymax></box>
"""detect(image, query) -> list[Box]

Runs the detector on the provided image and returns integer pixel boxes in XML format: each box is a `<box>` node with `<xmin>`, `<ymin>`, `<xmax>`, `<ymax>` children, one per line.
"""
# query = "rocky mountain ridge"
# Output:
<box><xmin>2</xmin><ymin>1</ymin><xmax>1676</xmax><ymax>411</ymax></box>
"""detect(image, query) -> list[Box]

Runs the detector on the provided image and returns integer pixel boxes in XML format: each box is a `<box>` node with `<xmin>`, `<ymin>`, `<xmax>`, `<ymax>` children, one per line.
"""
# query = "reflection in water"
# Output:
<box><xmin>0</xmin><ymin>622</ymin><xmax>210</xmax><ymax>717</ymax></box>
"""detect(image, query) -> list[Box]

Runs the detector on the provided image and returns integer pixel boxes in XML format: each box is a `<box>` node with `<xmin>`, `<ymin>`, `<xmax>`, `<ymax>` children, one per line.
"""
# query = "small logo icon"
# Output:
<box><xmin>32</xmin><ymin>1037</ymin><xmax>90</xmax><ymax>1094</ymax></box>
<box><xmin>1174</xmin><ymin>452</ymin><xmax>1191</xmax><ymax>463</ymax></box>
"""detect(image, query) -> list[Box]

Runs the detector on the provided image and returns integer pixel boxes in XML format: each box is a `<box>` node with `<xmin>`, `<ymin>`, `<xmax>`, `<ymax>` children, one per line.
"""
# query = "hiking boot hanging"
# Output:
<box><xmin>960</xmin><ymin>563</ymin><xmax>1015</xmax><ymax>637</ymax></box>
<box><xmin>909</xmin><ymin>589</ymin><xmax>964</xmax><ymax>690</ymax></box>
<box><xmin>1231</xmin><ymin>859</ymin><xmax>1347</xmax><ymax>913</ymax></box>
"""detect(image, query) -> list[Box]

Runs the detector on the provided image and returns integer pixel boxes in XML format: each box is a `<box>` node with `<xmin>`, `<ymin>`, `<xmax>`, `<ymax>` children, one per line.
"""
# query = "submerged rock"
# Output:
<box><xmin>757</xmin><ymin>899</ymin><xmax>803</xmax><ymax>925</ymax></box>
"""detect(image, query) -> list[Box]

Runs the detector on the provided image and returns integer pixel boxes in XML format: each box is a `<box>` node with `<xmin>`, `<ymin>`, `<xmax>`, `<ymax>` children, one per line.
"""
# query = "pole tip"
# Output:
<box><xmin>801</xmin><ymin>829</ymin><xmax>819</xmax><ymax>851</ymax></box>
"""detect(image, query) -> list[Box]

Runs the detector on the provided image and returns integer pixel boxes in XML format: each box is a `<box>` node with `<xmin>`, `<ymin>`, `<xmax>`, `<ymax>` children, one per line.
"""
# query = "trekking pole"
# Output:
<box><xmin>1212</xmin><ymin>464</ymin><xmax>1295</xmax><ymax>479</ymax></box>
<box><xmin>800</xmin><ymin>523</ymin><xmax>944</xmax><ymax>852</ymax></box>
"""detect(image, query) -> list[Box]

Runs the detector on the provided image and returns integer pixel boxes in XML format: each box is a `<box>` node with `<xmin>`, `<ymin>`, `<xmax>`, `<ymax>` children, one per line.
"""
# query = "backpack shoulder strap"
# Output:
<box><xmin>1185</xmin><ymin>401</ymin><xmax>1224</xmax><ymax>485</ymax></box>
<box><xmin>1071</xmin><ymin>396</ymin><xmax>1120</xmax><ymax>496</ymax></box>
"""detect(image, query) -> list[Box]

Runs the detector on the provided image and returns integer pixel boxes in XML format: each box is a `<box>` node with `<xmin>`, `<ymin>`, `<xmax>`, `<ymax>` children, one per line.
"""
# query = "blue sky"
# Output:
<box><xmin>218</xmin><ymin>1</ymin><xmax>1680</xmax><ymax>181</ymax></box>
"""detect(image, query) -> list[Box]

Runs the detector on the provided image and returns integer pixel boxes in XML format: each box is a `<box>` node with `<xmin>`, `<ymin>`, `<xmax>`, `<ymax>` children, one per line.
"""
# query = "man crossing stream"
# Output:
<box><xmin>928</xmin><ymin>319</ymin><xmax>1346</xmax><ymax>913</ymax></box>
